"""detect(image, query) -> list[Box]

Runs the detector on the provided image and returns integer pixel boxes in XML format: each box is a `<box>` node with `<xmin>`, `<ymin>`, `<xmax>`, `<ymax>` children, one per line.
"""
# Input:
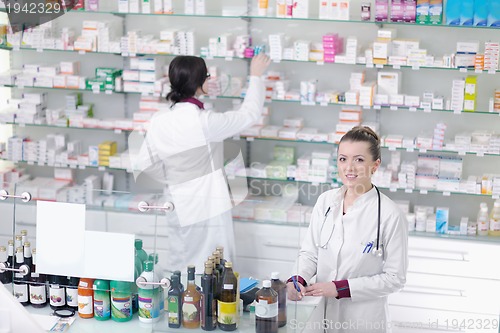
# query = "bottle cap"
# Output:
<box><xmin>263</xmin><ymin>280</ymin><xmax>271</xmax><ymax>288</ymax></box>
<box><xmin>20</xmin><ymin>230</ymin><xmax>27</xmax><ymax>236</ymax></box>
<box><xmin>271</xmin><ymin>272</ymin><xmax>279</xmax><ymax>279</ymax></box>
<box><xmin>94</xmin><ymin>279</ymin><xmax>110</xmax><ymax>292</ymax></box>
<box><xmin>187</xmin><ymin>265</ymin><xmax>195</xmax><ymax>274</ymax></box>
<box><xmin>148</xmin><ymin>253</ymin><xmax>159</xmax><ymax>264</ymax></box>
<box><xmin>24</xmin><ymin>242</ymin><xmax>30</xmax><ymax>247</ymax></box>
<box><xmin>0</xmin><ymin>246</ymin><xmax>5</xmax><ymax>252</ymax></box>
<box><xmin>224</xmin><ymin>261</ymin><xmax>233</xmax><ymax>268</ymax></box>
<box><xmin>171</xmin><ymin>274</ymin><xmax>180</xmax><ymax>286</ymax></box>
<box><xmin>16</xmin><ymin>246</ymin><xmax>23</xmax><ymax>253</ymax></box>
<box><xmin>134</xmin><ymin>239</ymin><xmax>143</xmax><ymax>249</ymax></box>
<box><xmin>32</xmin><ymin>248</ymin><xmax>37</xmax><ymax>254</ymax></box>
<box><xmin>143</xmin><ymin>260</ymin><xmax>154</xmax><ymax>272</ymax></box>
<box><xmin>7</xmin><ymin>240</ymin><xmax>13</xmax><ymax>245</ymax></box>
<box><xmin>15</xmin><ymin>235</ymin><xmax>22</xmax><ymax>240</ymax></box>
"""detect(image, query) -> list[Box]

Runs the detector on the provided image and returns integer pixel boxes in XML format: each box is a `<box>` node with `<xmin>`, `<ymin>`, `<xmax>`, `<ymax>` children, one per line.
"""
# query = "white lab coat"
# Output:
<box><xmin>293</xmin><ymin>186</ymin><xmax>408</xmax><ymax>333</ymax></box>
<box><xmin>135</xmin><ymin>76</ymin><xmax>265</xmax><ymax>273</ymax></box>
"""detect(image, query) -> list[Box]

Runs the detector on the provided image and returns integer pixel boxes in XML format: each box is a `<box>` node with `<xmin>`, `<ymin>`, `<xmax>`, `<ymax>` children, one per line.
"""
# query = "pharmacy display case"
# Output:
<box><xmin>1</xmin><ymin>0</ymin><xmax>500</xmax><ymax>332</ymax></box>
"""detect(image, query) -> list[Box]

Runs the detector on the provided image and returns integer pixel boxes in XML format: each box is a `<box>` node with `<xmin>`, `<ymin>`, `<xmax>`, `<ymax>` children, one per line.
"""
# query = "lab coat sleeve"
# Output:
<box><xmin>347</xmin><ymin>209</ymin><xmax>408</xmax><ymax>302</ymax></box>
<box><xmin>291</xmin><ymin>195</ymin><xmax>324</xmax><ymax>283</ymax></box>
<box><xmin>204</xmin><ymin>76</ymin><xmax>265</xmax><ymax>142</ymax></box>
<box><xmin>131</xmin><ymin>126</ymin><xmax>167</xmax><ymax>184</ymax></box>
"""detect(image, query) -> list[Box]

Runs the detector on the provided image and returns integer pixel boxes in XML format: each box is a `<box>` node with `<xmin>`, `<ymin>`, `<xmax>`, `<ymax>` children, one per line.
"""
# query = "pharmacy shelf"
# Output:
<box><xmin>245</xmin><ymin>175</ymin><xmax>498</xmax><ymax>199</ymax></box>
<box><xmin>235</xmin><ymin>217</ymin><xmax>308</xmax><ymax>228</ymax></box>
<box><xmin>0</xmin><ymin>158</ymin><xmax>130</xmax><ymax>172</ymax></box>
<box><xmin>409</xmin><ymin>230</ymin><xmax>500</xmax><ymax>244</ymax></box>
<box><xmin>3</xmin><ymin>7</ymin><xmax>498</xmax><ymax>30</ymax></box>
<box><xmin>235</xmin><ymin>136</ymin><xmax>500</xmax><ymax>157</ymax></box>
<box><xmin>3</xmin><ymin>121</ymin><xmax>132</xmax><ymax>133</ymax></box>
<box><xmin>2</xmin><ymin>46</ymin><xmax>497</xmax><ymax>75</ymax></box>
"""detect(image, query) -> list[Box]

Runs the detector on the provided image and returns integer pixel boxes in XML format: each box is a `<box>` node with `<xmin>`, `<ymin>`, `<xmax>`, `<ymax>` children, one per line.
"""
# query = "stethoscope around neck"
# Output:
<box><xmin>316</xmin><ymin>185</ymin><xmax>383</xmax><ymax>257</ymax></box>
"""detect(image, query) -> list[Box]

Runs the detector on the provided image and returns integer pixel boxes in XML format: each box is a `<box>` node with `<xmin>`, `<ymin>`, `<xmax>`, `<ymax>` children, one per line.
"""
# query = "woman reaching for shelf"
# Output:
<box><xmin>132</xmin><ymin>53</ymin><xmax>270</xmax><ymax>273</ymax></box>
<box><xmin>287</xmin><ymin>126</ymin><xmax>409</xmax><ymax>333</ymax></box>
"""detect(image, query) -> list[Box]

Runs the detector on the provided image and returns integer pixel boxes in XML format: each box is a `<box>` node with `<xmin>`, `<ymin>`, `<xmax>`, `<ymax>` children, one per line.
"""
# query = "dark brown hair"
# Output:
<box><xmin>339</xmin><ymin>126</ymin><xmax>381</xmax><ymax>161</ymax></box>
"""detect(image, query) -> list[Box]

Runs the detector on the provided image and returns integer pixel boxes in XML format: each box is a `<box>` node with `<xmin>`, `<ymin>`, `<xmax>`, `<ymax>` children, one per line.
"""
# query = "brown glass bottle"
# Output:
<box><xmin>255</xmin><ymin>280</ymin><xmax>278</xmax><ymax>333</ymax></box>
<box><xmin>29</xmin><ymin>249</ymin><xmax>48</xmax><ymax>308</ymax></box>
<box><xmin>270</xmin><ymin>272</ymin><xmax>287</xmax><ymax>327</ymax></box>
<box><xmin>217</xmin><ymin>262</ymin><xmax>238</xmax><ymax>331</ymax></box>
<box><xmin>182</xmin><ymin>265</ymin><xmax>201</xmax><ymax>329</ymax></box>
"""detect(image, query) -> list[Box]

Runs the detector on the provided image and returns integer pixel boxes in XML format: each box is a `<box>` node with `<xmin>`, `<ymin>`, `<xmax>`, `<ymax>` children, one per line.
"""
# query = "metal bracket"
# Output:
<box><xmin>135</xmin><ymin>276</ymin><xmax>171</xmax><ymax>289</ymax></box>
<box><xmin>0</xmin><ymin>262</ymin><xmax>29</xmax><ymax>276</ymax></box>
<box><xmin>137</xmin><ymin>201</ymin><xmax>175</xmax><ymax>213</ymax></box>
<box><xmin>0</xmin><ymin>190</ymin><xmax>32</xmax><ymax>202</ymax></box>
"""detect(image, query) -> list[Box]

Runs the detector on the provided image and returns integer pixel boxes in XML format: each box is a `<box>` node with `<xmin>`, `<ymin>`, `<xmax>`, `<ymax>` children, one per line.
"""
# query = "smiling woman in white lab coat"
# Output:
<box><xmin>134</xmin><ymin>54</ymin><xmax>270</xmax><ymax>272</ymax></box>
<box><xmin>287</xmin><ymin>126</ymin><xmax>408</xmax><ymax>333</ymax></box>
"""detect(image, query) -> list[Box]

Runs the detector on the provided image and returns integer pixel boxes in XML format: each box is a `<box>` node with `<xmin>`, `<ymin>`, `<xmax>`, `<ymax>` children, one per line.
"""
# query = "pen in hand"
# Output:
<box><xmin>291</xmin><ymin>275</ymin><xmax>303</xmax><ymax>293</ymax></box>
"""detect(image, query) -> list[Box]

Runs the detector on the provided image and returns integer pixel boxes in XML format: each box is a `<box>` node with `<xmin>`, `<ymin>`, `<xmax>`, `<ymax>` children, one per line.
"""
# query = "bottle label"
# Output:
<box><xmin>168</xmin><ymin>295</ymin><xmax>180</xmax><ymax>324</ymax></box>
<box><xmin>223</xmin><ymin>284</ymin><xmax>233</xmax><ymax>290</ymax></box>
<box><xmin>66</xmin><ymin>288</ymin><xmax>78</xmax><ymax>307</ymax></box>
<box><xmin>182</xmin><ymin>299</ymin><xmax>200</xmax><ymax>323</ymax></box>
<box><xmin>111</xmin><ymin>296</ymin><xmax>132</xmax><ymax>319</ymax></box>
<box><xmin>217</xmin><ymin>300</ymin><xmax>237</xmax><ymax>325</ymax></box>
<box><xmin>490</xmin><ymin>219</ymin><xmax>500</xmax><ymax>231</ymax></box>
<box><xmin>478</xmin><ymin>221</ymin><xmax>489</xmax><ymax>231</ymax></box>
<box><xmin>94</xmin><ymin>296</ymin><xmax>111</xmax><ymax>318</ymax></box>
<box><xmin>50</xmin><ymin>287</ymin><xmax>66</xmax><ymax>306</ymax></box>
<box><xmin>256</xmin><ymin>300</ymin><xmax>278</xmax><ymax>318</ymax></box>
<box><xmin>78</xmin><ymin>295</ymin><xmax>94</xmax><ymax>315</ymax></box>
<box><xmin>14</xmin><ymin>283</ymin><xmax>28</xmax><ymax>302</ymax></box>
<box><xmin>139</xmin><ymin>292</ymin><xmax>159</xmax><ymax>319</ymax></box>
<box><xmin>30</xmin><ymin>284</ymin><xmax>47</xmax><ymax>304</ymax></box>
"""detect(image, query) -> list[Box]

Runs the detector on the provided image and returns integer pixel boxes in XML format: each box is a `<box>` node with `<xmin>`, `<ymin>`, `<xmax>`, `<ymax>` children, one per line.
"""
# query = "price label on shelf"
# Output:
<box><xmin>13</xmin><ymin>46</ymin><xmax>20</xmax><ymax>51</ymax></box>
<box><xmin>453</xmin><ymin>108</ymin><xmax>461</xmax><ymax>115</ymax></box>
<box><xmin>232</xmin><ymin>135</ymin><xmax>240</xmax><ymax>141</ymax></box>
<box><xmin>406</xmin><ymin>148</ymin><xmax>414</xmax><ymax>152</ymax></box>
<box><xmin>362</xmin><ymin>105</ymin><xmax>371</xmax><ymax>110</ymax></box>
<box><xmin>79</xmin><ymin>50</ymin><xmax>86</xmax><ymax>55</ymax></box>
<box><xmin>405</xmin><ymin>188</ymin><xmax>413</xmax><ymax>193</ymax></box>
<box><xmin>409</xmin><ymin>107</ymin><xmax>417</xmax><ymax>112</ymax></box>
<box><xmin>458</xmin><ymin>150</ymin><xmax>466</xmax><ymax>156</ymax></box>
<box><xmin>114</xmin><ymin>129</ymin><xmax>122</xmax><ymax>134</ymax></box>
<box><xmin>246</xmin><ymin>137</ymin><xmax>254</xmax><ymax>141</ymax></box>
<box><xmin>225</xmin><ymin>57</ymin><xmax>233</xmax><ymax>61</ymax></box>
<box><xmin>316</xmin><ymin>61</ymin><xmax>324</xmax><ymax>66</ymax></box>
<box><xmin>70</xmin><ymin>164</ymin><xmax>77</xmax><ymax>169</ymax></box>
<box><xmin>209</xmin><ymin>95</ymin><xmax>217</xmax><ymax>100</ymax></box>
<box><xmin>311</xmin><ymin>182</ymin><xmax>320</xmax><ymax>187</ymax></box>
<box><xmin>493</xmin><ymin>195</ymin><xmax>500</xmax><ymax>200</ymax></box>
<box><xmin>376</xmin><ymin>64</ymin><xmax>384</xmax><ymax>69</ymax></box>
<box><xmin>393</xmin><ymin>64</ymin><xmax>401</xmax><ymax>69</ymax></box>
<box><xmin>98</xmin><ymin>166</ymin><xmax>106</xmax><ymax>171</ymax></box>
<box><xmin>390</xmin><ymin>106</ymin><xmax>398</xmax><ymax>111</ymax></box>
<box><xmin>459</xmin><ymin>67</ymin><xmax>467</xmax><ymax>73</ymax></box>
<box><xmin>488</xmin><ymin>69</ymin><xmax>496</xmax><ymax>75</ymax></box>
<box><xmin>273</xmin><ymin>59</ymin><xmax>281</xmax><ymax>63</ymax></box>
<box><xmin>443</xmin><ymin>191</ymin><xmax>451</xmax><ymax>196</ymax></box>
<box><xmin>129</xmin><ymin>53</ymin><xmax>136</xmax><ymax>57</ymax></box>
<box><xmin>475</xmin><ymin>69</ymin><xmax>483</xmax><ymax>74</ymax></box>
<box><xmin>373</xmin><ymin>105</ymin><xmax>381</xmax><ymax>110</ymax></box>
<box><xmin>18</xmin><ymin>85</ymin><xmax>24</xmax><ymax>89</ymax></box>
<box><xmin>79</xmin><ymin>165</ymin><xmax>86</xmax><ymax>170</ymax></box>
<box><xmin>36</xmin><ymin>48</ymin><xmax>43</xmax><ymax>53</ymax></box>
<box><xmin>105</xmin><ymin>90</ymin><xmax>113</xmax><ymax>95</ymax></box>
<box><xmin>19</xmin><ymin>123</ymin><xmax>25</xmax><ymax>127</ymax></box>
<box><xmin>390</xmin><ymin>187</ymin><xmax>397</xmax><ymax>192</ymax></box>
<box><xmin>141</xmin><ymin>92</ymin><xmax>150</xmax><ymax>96</ymax></box>
<box><xmin>37</xmin><ymin>161</ymin><xmax>44</xmax><ymax>166</ymax></box>
<box><xmin>388</xmin><ymin>146</ymin><xmax>396</xmax><ymax>151</ymax></box>
<box><xmin>320</xmin><ymin>101</ymin><xmax>328</xmax><ymax>107</ymax></box>
<box><xmin>420</xmin><ymin>189</ymin><xmax>428</xmax><ymax>195</ymax></box>
<box><xmin>366</xmin><ymin>63</ymin><xmax>374</xmax><ymax>68</ymax></box>
<box><xmin>412</xmin><ymin>65</ymin><xmax>420</xmax><ymax>70</ymax></box>
<box><xmin>477</xmin><ymin>151</ymin><xmax>485</xmax><ymax>157</ymax></box>
<box><xmin>423</xmin><ymin>107</ymin><xmax>431</xmax><ymax>113</ymax></box>
<box><xmin>27</xmin><ymin>161</ymin><xmax>34</xmax><ymax>165</ymax></box>
<box><xmin>126</xmin><ymin>168</ymin><xmax>133</xmax><ymax>173</ymax></box>
<box><xmin>419</xmin><ymin>148</ymin><xmax>427</xmax><ymax>153</ymax></box>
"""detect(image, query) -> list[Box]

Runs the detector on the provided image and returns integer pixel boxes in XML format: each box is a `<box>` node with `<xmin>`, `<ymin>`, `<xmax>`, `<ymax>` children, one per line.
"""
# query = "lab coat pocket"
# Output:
<box><xmin>356</xmin><ymin>240</ymin><xmax>384</xmax><ymax>276</ymax></box>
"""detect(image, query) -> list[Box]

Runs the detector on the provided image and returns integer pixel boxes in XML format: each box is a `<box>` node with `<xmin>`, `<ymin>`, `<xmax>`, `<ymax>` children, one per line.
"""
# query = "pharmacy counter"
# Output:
<box><xmin>22</xmin><ymin>297</ymin><xmax>321</xmax><ymax>333</ymax></box>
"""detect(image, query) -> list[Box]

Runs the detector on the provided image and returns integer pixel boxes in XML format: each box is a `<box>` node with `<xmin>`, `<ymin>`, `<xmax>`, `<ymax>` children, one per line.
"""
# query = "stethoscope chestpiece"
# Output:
<box><xmin>372</xmin><ymin>247</ymin><xmax>383</xmax><ymax>257</ymax></box>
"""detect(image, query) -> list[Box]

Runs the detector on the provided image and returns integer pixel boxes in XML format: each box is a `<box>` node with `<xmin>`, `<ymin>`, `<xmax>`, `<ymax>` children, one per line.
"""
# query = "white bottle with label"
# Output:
<box><xmin>477</xmin><ymin>202</ymin><xmax>490</xmax><ymax>236</ymax></box>
<box><xmin>137</xmin><ymin>261</ymin><xmax>161</xmax><ymax>323</ymax></box>
<box><xmin>488</xmin><ymin>200</ymin><xmax>500</xmax><ymax>236</ymax></box>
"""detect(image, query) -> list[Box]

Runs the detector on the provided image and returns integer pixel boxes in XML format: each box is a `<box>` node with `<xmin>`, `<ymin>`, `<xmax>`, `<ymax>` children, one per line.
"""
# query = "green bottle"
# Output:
<box><xmin>110</xmin><ymin>281</ymin><xmax>133</xmax><ymax>322</ymax></box>
<box><xmin>93</xmin><ymin>280</ymin><xmax>111</xmax><ymax>321</ymax></box>
<box><xmin>135</xmin><ymin>239</ymin><xmax>148</xmax><ymax>264</ymax></box>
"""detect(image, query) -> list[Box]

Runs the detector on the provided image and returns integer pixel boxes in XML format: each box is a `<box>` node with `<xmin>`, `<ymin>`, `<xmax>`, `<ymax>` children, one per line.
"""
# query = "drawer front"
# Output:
<box><xmin>234</xmin><ymin>221</ymin><xmax>307</xmax><ymax>261</ymax></box>
<box><xmin>408</xmin><ymin>237</ymin><xmax>500</xmax><ymax>280</ymax></box>
<box><xmin>235</xmin><ymin>256</ymin><xmax>294</xmax><ymax>280</ymax></box>
<box><xmin>389</xmin><ymin>272</ymin><xmax>500</xmax><ymax>315</ymax></box>
<box><xmin>389</xmin><ymin>305</ymin><xmax>499</xmax><ymax>333</ymax></box>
